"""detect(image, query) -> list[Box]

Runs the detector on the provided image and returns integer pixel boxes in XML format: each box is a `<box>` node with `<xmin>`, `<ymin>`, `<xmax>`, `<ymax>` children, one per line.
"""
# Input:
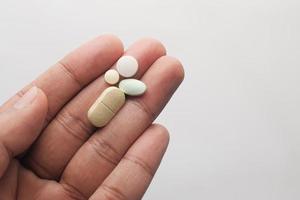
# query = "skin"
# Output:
<box><xmin>0</xmin><ymin>35</ymin><xmax>184</xmax><ymax>200</ymax></box>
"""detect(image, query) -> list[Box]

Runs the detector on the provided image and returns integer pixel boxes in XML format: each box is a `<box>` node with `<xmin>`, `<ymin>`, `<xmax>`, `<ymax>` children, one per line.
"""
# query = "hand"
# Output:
<box><xmin>0</xmin><ymin>35</ymin><xmax>184</xmax><ymax>200</ymax></box>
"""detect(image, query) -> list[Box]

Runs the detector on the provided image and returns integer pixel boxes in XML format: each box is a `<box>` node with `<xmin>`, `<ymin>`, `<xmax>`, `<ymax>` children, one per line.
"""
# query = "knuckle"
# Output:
<box><xmin>101</xmin><ymin>184</ymin><xmax>127</xmax><ymax>200</ymax></box>
<box><xmin>58</xmin><ymin>61</ymin><xmax>83</xmax><ymax>88</ymax></box>
<box><xmin>61</xmin><ymin>182</ymin><xmax>86</xmax><ymax>200</ymax></box>
<box><xmin>128</xmin><ymin>99</ymin><xmax>156</xmax><ymax>121</ymax></box>
<box><xmin>55</xmin><ymin>109</ymin><xmax>92</xmax><ymax>141</ymax></box>
<box><xmin>123</xmin><ymin>155</ymin><xmax>154</xmax><ymax>178</ymax></box>
<box><xmin>87</xmin><ymin>136</ymin><xmax>121</xmax><ymax>166</ymax></box>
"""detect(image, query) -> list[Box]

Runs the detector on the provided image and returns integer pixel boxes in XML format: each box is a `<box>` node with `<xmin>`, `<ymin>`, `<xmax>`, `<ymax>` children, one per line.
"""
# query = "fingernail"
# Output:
<box><xmin>14</xmin><ymin>87</ymin><xmax>38</xmax><ymax>109</ymax></box>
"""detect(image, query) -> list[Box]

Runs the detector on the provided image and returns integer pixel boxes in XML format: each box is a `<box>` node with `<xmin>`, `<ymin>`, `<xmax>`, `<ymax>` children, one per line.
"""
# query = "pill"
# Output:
<box><xmin>88</xmin><ymin>87</ymin><xmax>125</xmax><ymax>127</ymax></box>
<box><xmin>104</xmin><ymin>69</ymin><xmax>120</xmax><ymax>85</ymax></box>
<box><xmin>119</xmin><ymin>79</ymin><xmax>147</xmax><ymax>96</ymax></box>
<box><xmin>116</xmin><ymin>55</ymin><xmax>138</xmax><ymax>77</ymax></box>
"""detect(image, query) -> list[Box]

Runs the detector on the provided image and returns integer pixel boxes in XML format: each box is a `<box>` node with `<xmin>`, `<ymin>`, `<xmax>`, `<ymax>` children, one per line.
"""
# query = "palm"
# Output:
<box><xmin>0</xmin><ymin>160</ymin><xmax>64</xmax><ymax>199</ymax></box>
<box><xmin>0</xmin><ymin>35</ymin><xmax>184</xmax><ymax>200</ymax></box>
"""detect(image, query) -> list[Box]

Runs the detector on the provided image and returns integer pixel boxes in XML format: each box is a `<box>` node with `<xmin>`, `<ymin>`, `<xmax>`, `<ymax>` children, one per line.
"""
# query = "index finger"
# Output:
<box><xmin>0</xmin><ymin>35</ymin><xmax>124</xmax><ymax>124</ymax></box>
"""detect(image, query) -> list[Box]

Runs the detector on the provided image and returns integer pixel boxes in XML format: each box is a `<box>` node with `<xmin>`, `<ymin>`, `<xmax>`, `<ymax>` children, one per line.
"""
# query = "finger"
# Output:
<box><xmin>0</xmin><ymin>87</ymin><xmax>48</xmax><ymax>177</ymax></box>
<box><xmin>0</xmin><ymin>35</ymin><xmax>123</xmax><ymax>125</ymax></box>
<box><xmin>60</xmin><ymin>56</ymin><xmax>184</xmax><ymax>197</ymax></box>
<box><xmin>24</xmin><ymin>38</ymin><xmax>167</xmax><ymax>179</ymax></box>
<box><xmin>90</xmin><ymin>124</ymin><xmax>169</xmax><ymax>200</ymax></box>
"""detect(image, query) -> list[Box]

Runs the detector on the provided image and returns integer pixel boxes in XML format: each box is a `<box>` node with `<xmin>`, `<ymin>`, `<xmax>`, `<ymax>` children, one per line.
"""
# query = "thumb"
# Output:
<box><xmin>0</xmin><ymin>87</ymin><xmax>48</xmax><ymax>177</ymax></box>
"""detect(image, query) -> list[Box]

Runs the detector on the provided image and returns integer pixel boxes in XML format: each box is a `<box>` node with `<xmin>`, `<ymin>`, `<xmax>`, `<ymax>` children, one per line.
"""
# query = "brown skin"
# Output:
<box><xmin>0</xmin><ymin>35</ymin><xmax>184</xmax><ymax>200</ymax></box>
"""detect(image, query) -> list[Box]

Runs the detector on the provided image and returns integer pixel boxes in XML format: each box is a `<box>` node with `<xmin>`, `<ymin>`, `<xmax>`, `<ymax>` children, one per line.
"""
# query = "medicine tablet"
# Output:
<box><xmin>119</xmin><ymin>79</ymin><xmax>147</xmax><ymax>96</ymax></box>
<box><xmin>88</xmin><ymin>87</ymin><xmax>125</xmax><ymax>127</ymax></box>
<box><xmin>104</xmin><ymin>69</ymin><xmax>120</xmax><ymax>85</ymax></box>
<box><xmin>116</xmin><ymin>55</ymin><xmax>138</xmax><ymax>78</ymax></box>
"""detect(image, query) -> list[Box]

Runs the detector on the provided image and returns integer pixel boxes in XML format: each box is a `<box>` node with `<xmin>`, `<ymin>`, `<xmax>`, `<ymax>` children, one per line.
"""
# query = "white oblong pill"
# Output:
<box><xmin>104</xmin><ymin>69</ymin><xmax>120</xmax><ymax>85</ymax></box>
<box><xmin>119</xmin><ymin>79</ymin><xmax>147</xmax><ymax>96</ymax></box>
<box><xmin>116</xmin><ymin>56</ymin><xmax>138</xmax><ymax>78</ymax></box>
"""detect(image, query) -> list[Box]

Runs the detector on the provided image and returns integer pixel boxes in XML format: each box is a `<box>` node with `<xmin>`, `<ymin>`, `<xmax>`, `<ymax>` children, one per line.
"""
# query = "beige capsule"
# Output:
<box><xmin>88</xmin><ymin>86</ymin><xmax>125</xmax><ymax>127</ymax></box>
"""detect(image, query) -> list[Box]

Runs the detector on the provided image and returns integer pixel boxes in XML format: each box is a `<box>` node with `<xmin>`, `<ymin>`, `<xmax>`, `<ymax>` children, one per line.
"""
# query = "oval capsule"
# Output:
<box><xmin>119</xmin><ymin>79</ymin><xmax>147</xmax><ymax>96</ymax></box>
<box><xmin>88</xmin><ymin>87</ymin><xmax>125</xmax><ymax>127</ymax></box>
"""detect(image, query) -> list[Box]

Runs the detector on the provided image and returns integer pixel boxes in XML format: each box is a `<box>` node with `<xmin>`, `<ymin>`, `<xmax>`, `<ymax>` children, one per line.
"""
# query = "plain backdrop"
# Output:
<box><xmin>1</xmin><ymin>0</ymin><xmax>300</xmax><ymax>199</ymax></box>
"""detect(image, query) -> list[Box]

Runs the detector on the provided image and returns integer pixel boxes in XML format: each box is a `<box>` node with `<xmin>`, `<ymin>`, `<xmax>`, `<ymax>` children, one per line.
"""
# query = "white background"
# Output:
<box><xmin>1</xmin><ymin>0</ymin><xmax>300</xmax><ymax>199</ymax></box>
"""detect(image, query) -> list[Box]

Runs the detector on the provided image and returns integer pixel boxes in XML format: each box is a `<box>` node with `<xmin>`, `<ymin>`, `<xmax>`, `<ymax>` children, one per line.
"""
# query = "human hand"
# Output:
<box><xmin>0</xmin><ymin>35</ymin><xmax>184</xmax><ymax>200</ymax></box>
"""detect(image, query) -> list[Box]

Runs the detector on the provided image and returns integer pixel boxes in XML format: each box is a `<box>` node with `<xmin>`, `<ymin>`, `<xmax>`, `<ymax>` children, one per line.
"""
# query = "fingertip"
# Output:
<box><xmin>156</xmin><ymin>56</ymin><xmax>185</xmax><ymax>84</ymax></box>
<box><xmin>124</xmin><ymin>38</ymin><xmax>167</xmax><ymax>78</ymax></box>
<box><xmin>60</xmin><ymin>34</ymin><xmax>124</xmax><ymax>86</ymax></box>
<box><xmin>167</xmin><ymin>56</ymin><xmax>185</xmax><ymax>83</ymax></box>
<box><xmin>97</xmin><ymin>34</ymin><xmax>124</xmax><ymax>56</ymax></box>
<box><xmin>150</xmin><ymin>123</ymin><xmax>170</xmax><ymax>146</ymax></box>
<box><xmin>133</xmin><ymin>37</ymin><xmax>167</xmax><ymax>56</ymax></box>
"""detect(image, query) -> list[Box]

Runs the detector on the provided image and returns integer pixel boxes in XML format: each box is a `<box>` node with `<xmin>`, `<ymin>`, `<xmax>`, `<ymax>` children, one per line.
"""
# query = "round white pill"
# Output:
<box><xmin>116</xmin><ymin>55</ymin><xmax>138</xmax><ymax>78</ymax></box>
<box><xmin>104</xmin><ymin>69</ymin><xmax>120</xmax><ymax>85</ymax></box>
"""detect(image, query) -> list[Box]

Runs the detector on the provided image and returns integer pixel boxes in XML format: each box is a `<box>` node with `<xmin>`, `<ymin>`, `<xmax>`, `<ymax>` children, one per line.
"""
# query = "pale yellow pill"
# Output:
<box><xmin>104</xmin><ymin>69</ymin><xmax>120</xmax><ymax>85</ymax></box>
<box><xmin>88</xmin><ymin>87</ymin><xmax>125</xmax><ymax>127</ymax></box>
